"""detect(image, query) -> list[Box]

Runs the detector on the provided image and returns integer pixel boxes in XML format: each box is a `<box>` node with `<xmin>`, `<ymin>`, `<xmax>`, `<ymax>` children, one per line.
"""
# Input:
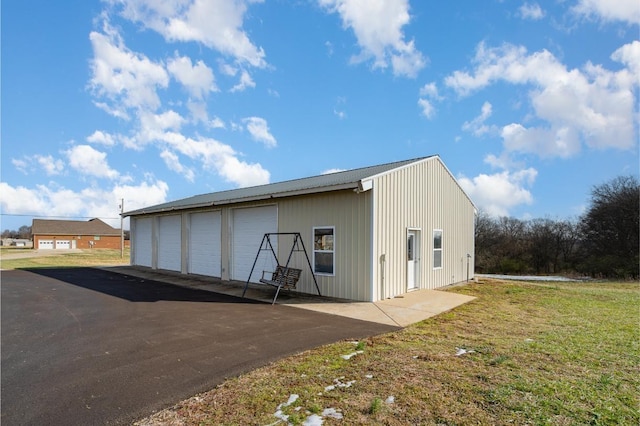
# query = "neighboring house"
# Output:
<box><xmin>32</xmin><ymin>218</ymin><xmax>123</xmax><ymax>250</ymax></box>
<box><xmin>124</xmin><ymin>156</ymin><xmax>476</xmax><ymax>302</ymax></box>
<box><xmin>1</xmin><ymin>239</ymin><xmax>33</xmax><ymax>248</ymax></box>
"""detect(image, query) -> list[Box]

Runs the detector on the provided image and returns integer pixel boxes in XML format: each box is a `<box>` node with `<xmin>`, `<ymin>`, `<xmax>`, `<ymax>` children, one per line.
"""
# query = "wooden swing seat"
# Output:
<box><xmin>259</xmin><ymin>265</ymin><xmax>302</xmax><ymax>304</ymax></box>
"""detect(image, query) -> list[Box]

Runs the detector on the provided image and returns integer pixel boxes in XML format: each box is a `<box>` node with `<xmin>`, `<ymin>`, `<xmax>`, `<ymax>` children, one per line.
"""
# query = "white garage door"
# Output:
<box><xmin>38</xmin><ymin>240</ymin><xmax>54</xmax><ymax>249</ymax></box>
<box><xmin>232</xmin><ymin>205</ymin><xmax>278</xmax><ymax>283</ymax></box>
<box><xmin>188</xmin><ymin>211</ymin><xmax>222</xmax><ymax>277</ymax></box>
<box><xmin>158</xmin><ymin>215</ymin><xmax>182</xmax><ymax>272</ymax></box>
<box><xmin>56</xmin><ymin>240</ymin><xmax>71</xmax><ymax>249</ymax></box>
<box><xmin>133</xmin><ymin>217</ymin><xmax>153</xmax><ymax>267</ymax></box>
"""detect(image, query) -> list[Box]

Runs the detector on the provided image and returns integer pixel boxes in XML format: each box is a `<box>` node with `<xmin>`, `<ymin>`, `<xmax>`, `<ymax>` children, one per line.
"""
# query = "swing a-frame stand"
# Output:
<box><xmin>242</xmin><ymin>232</ymin><xmax>321</xmax><ymax>305</ymax></box>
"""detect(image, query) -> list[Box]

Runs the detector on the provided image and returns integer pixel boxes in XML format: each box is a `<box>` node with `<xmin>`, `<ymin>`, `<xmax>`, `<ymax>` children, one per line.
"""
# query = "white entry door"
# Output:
<box><xmin>407</xmin><ymin>230</ymin><xmax>419</xmax><ymax>290</ymax></box>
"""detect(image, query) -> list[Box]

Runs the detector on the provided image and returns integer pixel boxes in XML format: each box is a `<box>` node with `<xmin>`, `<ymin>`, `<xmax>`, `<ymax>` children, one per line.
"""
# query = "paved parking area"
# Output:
<box><xmin>1</xmin><ymin>268</ymin><xmax>398</xmax><ymax>425</ymax></box>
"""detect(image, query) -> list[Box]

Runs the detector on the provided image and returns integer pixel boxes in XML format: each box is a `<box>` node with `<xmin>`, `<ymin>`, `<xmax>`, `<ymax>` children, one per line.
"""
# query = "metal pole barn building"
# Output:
<box><xmin>124</xmin><ymin>155</ymin><xmax>476</xmax><ymax>302</ymax></box>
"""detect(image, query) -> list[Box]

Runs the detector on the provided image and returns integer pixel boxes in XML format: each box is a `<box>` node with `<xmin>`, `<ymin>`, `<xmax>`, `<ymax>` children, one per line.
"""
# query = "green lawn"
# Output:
<box><xmin>136</xmin><ymin>279</ymin><xmax>640</xmax><ymax>425</ymax></box>
<box><xmin>0</xmin><ymin>248</ymin><xmax>130</xmax><ymax>269</ymax></box>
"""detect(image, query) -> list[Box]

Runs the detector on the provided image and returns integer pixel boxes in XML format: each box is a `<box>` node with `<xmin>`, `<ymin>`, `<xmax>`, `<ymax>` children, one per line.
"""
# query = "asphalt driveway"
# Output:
<box><xmin>1</xmin><ymin>268</ymin><xmax>398</xmax><ymax>425</ymax></box>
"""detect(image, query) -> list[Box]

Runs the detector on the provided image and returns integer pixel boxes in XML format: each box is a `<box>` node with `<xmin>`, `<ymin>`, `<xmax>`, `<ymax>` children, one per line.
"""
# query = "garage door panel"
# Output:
<box><xmin>158</xmin><ymin>215</ymin><xmax>181</xmax><ymax>272</ymax></box>
<box><xmin>56</xmin><ymin>240</ymin><xmax>71</xmax><ymax>249</ymax></box>
<box><xmin>133</xmin><ymin>218</ymin><xmax>152</xmax><ymax>267</ymax></box>
<box><xmin>232</xmin><ymin>206</ymin><xmax>277</xmax><ymax>283</ymax></box>
<box><xmin>38</xmin><ymin>240</ymin><xmax>54</xmax><ymax>249</ymax></box>
<box><xmin>188</xmin><ymin>211</ymin><xmax>221</xmax><ymax>277</ymax></box>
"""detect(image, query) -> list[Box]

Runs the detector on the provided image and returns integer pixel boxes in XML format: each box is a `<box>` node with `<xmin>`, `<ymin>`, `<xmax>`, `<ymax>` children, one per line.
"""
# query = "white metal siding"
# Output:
<box><xmin>188</xmin><ymin>211</ymin><xmax>222</xmax><ymax>277</ymax></box>
<box><xmin>372</xmin><ymin>157</ymin><xmax>475</xmax><ymax>300</ymax></box>
<box><xmin>232</xmin><ymin>205</ymin><xmax>278</xmax><ymax>282</ymax></box>
<box><xmin>133</xmin><ymin>217</ymin><xmax>153</xmax><ymax>267</ymax></box>
<box><xmin>276</xmin><ymin>191</ymin><xmax>373</xmax><ymax>301</ymax></box>
<box><xmin>158</xmin><ymin>215</ymin><xmax>182</xmax><ymax>272</ymax></box>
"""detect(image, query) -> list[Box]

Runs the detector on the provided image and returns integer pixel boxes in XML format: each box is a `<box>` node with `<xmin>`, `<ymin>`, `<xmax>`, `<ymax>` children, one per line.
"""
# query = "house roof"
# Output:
<box><xmin>32</xmin><ymin>218</ymin><xmax>120</xmax><ymax>236</ymax></box>
<box><xmin>125</xmin><ymin>156</ymin><xmax>434</xmax><ymax>217</ymax></box>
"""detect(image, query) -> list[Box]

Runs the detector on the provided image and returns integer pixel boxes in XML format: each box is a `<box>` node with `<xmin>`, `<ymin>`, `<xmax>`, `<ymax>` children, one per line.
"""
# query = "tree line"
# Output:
<box><xmin>1</xmin><ymin>226</ymin><xmax>32</xmax><ymax>240</ymax></box>
<box><xmin>475</xmin><ymin>176</ymin><xmax>639</xmax><ymax>279</ymax></box>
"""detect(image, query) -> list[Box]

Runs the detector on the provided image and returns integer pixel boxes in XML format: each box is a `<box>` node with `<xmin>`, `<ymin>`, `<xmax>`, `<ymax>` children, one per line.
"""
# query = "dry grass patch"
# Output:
<box><xmin>0</xmin><ymin>248</ymin><xmax>130</xmax><ymax>269</ymax></box>
<box><xmin>136</xmin><ymin>279</ymin><xmax>639</xmax><ymax>425</ymax></box>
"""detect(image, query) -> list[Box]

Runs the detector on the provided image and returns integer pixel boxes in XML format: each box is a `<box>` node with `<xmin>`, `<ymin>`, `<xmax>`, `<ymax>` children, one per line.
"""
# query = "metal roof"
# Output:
<box><xmin>124</xmin><ymin>156</ymin><xmax>434</xmax><ymax>217</ymax></box>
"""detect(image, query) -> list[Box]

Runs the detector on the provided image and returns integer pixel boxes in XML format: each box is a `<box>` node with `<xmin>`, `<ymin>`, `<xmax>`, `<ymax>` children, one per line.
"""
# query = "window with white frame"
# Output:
<box><xmin>313</xmin><ymin>227</ymin><xmax>334</xmax><ymax>275</ymax></box>
<box><xmin>433</xmin><ymin>229</ymin><xmax>443</xmax><ymax>269</ymax></box>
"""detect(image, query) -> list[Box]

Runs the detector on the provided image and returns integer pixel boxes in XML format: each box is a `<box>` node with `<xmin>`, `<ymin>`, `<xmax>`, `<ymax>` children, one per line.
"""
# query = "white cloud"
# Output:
<box><xmin>113</xmin><ymin>0</ymin><xmax>267</xmax><ymax>68</ymax></box>
<box><xmin>611</xmin><ymin>40</ymin><xmax>640</xmax><ymax>79</ymax></box>
<box><xmin>322</xmin><ymin>168</ymin><xmax>347</xmax><ymax>174</ymax></box>
<box><xmin>333</xmin><ymin>96</ymin><xmax>347</xmax><ymax>119</ymax></box>
<box><xmin>11</xmin><ymin>154</ymin><xmax>65</xmax><ymax>176</ymax></box>
<box><xmin>320</xmin><ymin>0</ymin><xmax>426</xmax><ymax>77</ymax></box>
<box><xmin>167</xmin><ymin>54</ymin><xmax>217</xmax><ymax>98</ymax></box>
<box><xmin>418</xmin><ymin>98</ymin><xmax>435</xmax><ymax>119</ymax></box>
<box><xmin>11</xmin><ymin>155</ymin><xmax>65</xmax><ymax>176</ymax></box>
<box><xmin>484</xmin><ymin>153</ymin><xmax>516</xmax><ymax>170</ymax></box>
<box><xmin>243</xmin><ymin>117</ymin><xmax>277</xmax><ymax>148</ymax></box>
<box><xmin>154</xmin><ymin>131</ymin><xmax>270</xmax><ymax>187</ymax></box>
<box><xmin>458</xmin><ymin>168</ymin><xmax>537</xmax><ymax>217</ymax></box>
<box><xmin>66</xmin><ymin>145</ymin><xmax>119</xmax><ymax>179</ymax></box>
<box><xmin>209</xmin><ymin>116</ymin><xmax>226</xmax><ymax>129</ymax></box>
<box><xmin>230</xmin><ymin>69</ymin><xmax>256</xmax><ymax>92</ymax></box>
<box><xmin>518</xmin><ymin>3</ymin><xmax>545</xmax><ymax>20</ymax></box>
<box><xmin>215</xmin><ymin>154</ymin><xmax>271</xmax><ymax>187</ymax></box>
<box><xmin>419</xmin><ymin>82</ymin><xmax>442</xmax><ymax>99</ymax></box>
<box><xmin>462</xmin><ymin>101</ymin><xmax>497</xmax><ymax>137</ymax></box>
<box><xmin>12</xmin><ymin>158</ymin><xmax>29</xmax><ymax>174</ymax></box>
<box><xmin>36</xmin><ymin>155</ymin><xmax>66</xmax><ymax>176</ymax></box>
<box><xmin>445</xmin><ymin>41</ymin><xmax>638</xmax><ymax>158</ymax></box>
<box><xmin>219</xmin><ymin>61</ymin><xmax>238</xmax><ymax>76</ymax></box>
<box><xmin>89</xmin><ymin>26</ymin><xmax>169</xmax><ymax>114</ymax></box>
<box><xmin>93</xmin><ymin>101</ymin><xmax>130</xmax><ymax>120</ymax></box>
<box><xmin>186</xmin><ymin>100</ymin><xmax>209</xmax><ymax>123</ymax></box>
<box><xmin>0</xmin><ymin>179</ymin><xmax>168</xmax><ymax>228</ymax></box>
<box><xmin>137</xmin><ymin>110</ymin><xmax>186</xmax><ymax>144</ymax></box>
<box><xmin>87</xmin><ymin>130</ymin><xmax>117</xmax><ymax>146</ymax></box>
<box><xmin>572</xmin><ymin>0</ymin><xmax>640</xmax><ymax>25</ymax></box>
<box><xmin>418</xmin><ymin>82</ymin><xmax>442</xmax><ymax>118</ymax></box>
<box><xmin>160</xmin><ymin>149</ymin><xmax>195</xmax><ymax>181</ymax></box>
<box><xmin>501</xmin><ymin>123</ymin><xmax>581</xmax><ymax>158</ymax></box>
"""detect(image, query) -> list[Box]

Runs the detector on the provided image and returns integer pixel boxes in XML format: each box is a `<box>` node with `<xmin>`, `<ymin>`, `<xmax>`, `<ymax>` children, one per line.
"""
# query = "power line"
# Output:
<box><xmin>1</xmin><ymin>213</ymin><xmax>121</xmax><ymax>220</ymax></box>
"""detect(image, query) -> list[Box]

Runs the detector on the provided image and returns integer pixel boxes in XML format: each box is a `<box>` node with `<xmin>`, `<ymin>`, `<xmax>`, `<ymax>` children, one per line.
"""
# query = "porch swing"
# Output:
<box><xmin>241</xmin><ymin>232</ymin><xmax>321</xmax><ymax>304</ymax></box>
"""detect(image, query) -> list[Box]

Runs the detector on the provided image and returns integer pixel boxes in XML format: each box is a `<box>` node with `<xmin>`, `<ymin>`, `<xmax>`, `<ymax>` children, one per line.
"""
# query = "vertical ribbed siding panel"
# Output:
<box><xmin>276</xmin><ymin>190</ymin><xmax>372</xmax><ymax>301</ymax></box>
<box><xmin>373</xmin><ymin>157</ymin><xmax>475</xmax><ymax>298</ymax></box>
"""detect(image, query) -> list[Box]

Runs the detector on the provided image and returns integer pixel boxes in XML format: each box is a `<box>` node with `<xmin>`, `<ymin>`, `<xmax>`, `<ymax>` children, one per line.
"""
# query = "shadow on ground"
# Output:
<box><xmin>22</xmin><ymin>267</ymin><xmax>262</xmax><ymax>304</ymax></box>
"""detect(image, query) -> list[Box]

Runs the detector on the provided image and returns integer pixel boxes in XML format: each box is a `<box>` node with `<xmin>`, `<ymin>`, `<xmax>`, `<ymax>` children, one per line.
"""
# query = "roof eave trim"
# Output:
<box><xmin>124</xmin><ymin>182</ymin><xmax>360</xmax><ymax>216</ymax></box>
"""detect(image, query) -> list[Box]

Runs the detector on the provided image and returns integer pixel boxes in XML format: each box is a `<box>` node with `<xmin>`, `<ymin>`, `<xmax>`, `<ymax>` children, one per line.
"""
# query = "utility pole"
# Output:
<box><xmin>120</xmin><ymin>199</ymin><xmax>124</xmax><ymax>259</ymax></box>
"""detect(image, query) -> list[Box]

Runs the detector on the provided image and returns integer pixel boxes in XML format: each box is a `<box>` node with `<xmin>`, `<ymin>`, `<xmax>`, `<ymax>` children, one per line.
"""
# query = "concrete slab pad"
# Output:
<box><xmin>104</xmin><ymin>267</ymin><xmax>475</xmax><ymax>327</ymax></box>
<box><xmin>375</xmin><ymin>290</ymin><xmax>476</xmax><ymax>327</ymax></box>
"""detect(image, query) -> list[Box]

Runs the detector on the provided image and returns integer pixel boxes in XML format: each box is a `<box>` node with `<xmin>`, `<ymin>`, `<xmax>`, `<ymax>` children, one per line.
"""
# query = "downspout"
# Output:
<box><xmin>379</xmin><ymin>254</ymin><xmax>386</xmax><ymax>300</ymax></box>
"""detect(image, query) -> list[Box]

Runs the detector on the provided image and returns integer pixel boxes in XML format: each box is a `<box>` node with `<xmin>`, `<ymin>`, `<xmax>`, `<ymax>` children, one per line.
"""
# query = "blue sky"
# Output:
<box><xmin>2</xmin><ymin>0</ymin><xmax>638</xmax><ymax>230</ymax></box>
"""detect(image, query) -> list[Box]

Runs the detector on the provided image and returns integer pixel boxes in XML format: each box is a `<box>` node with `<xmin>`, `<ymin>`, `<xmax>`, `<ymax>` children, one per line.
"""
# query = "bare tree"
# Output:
<box><xmin>18</xmin><ymin>225</ymin><xmax>32</xmax><ymax>239</ymax></box>
<box><xmin>578</xmin><ymin>176</ymin><xmax>639</xmax><ymax>278</ymax></box>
